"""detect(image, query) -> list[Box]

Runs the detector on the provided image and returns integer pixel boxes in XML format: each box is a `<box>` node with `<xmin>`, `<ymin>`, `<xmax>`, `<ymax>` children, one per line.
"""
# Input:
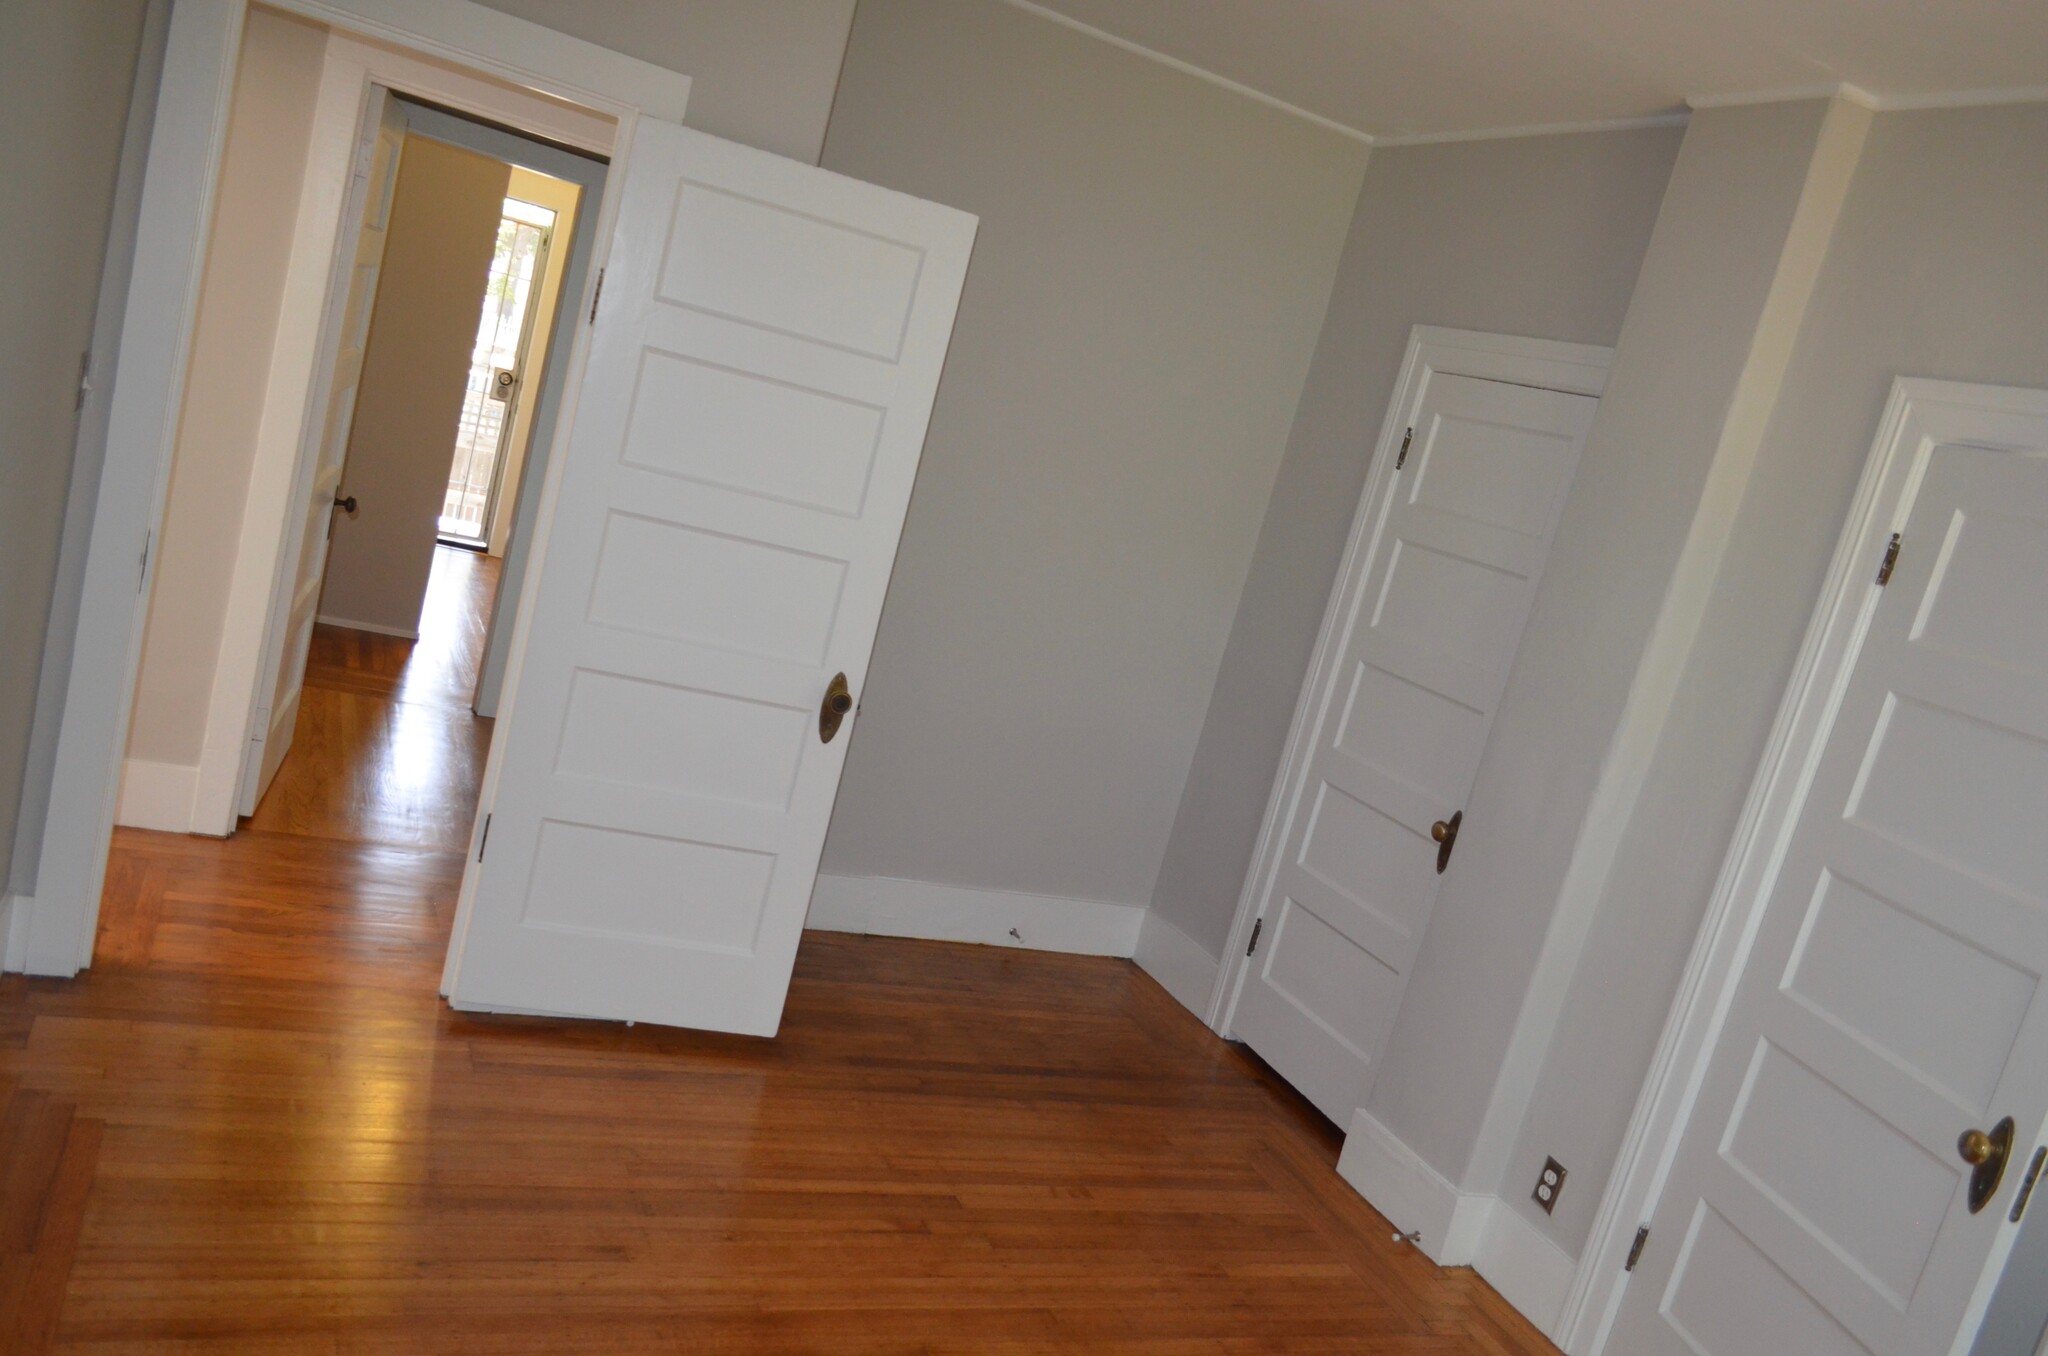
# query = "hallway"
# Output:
<box><xmin>0</xmin><ymin>552</ymin><xmax>1557</xmax><ymax>1353</ymax></box>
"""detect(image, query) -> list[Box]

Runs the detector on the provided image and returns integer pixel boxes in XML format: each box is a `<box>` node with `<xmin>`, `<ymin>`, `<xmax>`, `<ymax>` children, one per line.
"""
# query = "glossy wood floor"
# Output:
<box><xmin>0</xmin><ymin>548</ymin><xmax>1557</xmax><ymax>1354</ymax></box>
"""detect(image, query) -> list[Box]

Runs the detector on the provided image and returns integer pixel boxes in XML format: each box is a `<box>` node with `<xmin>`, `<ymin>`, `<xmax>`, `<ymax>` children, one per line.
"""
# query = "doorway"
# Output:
<box><xmin>437</xmin><ymin>194</ymin><xmax>556</xmax><ymax>550</ymax></box>
<box><xmin>92</xmin><ymin>15</ymin><xmax>610</xmax><ymax>976</ymax></box>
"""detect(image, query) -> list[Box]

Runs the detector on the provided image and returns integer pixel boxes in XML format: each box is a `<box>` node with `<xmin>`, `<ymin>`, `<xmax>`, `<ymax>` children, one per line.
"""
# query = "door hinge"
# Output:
<box><xmin>2011</xmin><ymin>1145</ymin><xmax>2047</xmax><ymax>1224</ymax></box>
<box><xmin>1625</xmin><ymin>1225</ymin><xmax>1650</xmax><ymax>1272</ymax></box>
<box><xmin>588</xmin><ymin>268</ymin><xmax>605</xmax><ymax>324</ymax></box>
<box><xmin>76</xmin><ymin>349</ymin><xmax>93</xmax><ymax>410</ymax></box>
<box><xmin>1246</xmin><ymin>917</ymin><xmax>1263</xmax><ymax>957</ymax></box>
<box><xmin>477</xmin><ymin>813</ymin><xmax>492</xmax><ymax>862</ymax></box>
<box><xmin>1396</xmin><ymin>426</ymin><xmax>1413</xmax><ymax>470</ymax></box>
<box><xmin>138</xmin><ymin>529</ymin><xmax>152</xmax><ymax>590</ymax></box>
<box><xmin>1876</xmin><ymin>531</ymin><xmax>1902</xmax><ymax>586</ymax></box>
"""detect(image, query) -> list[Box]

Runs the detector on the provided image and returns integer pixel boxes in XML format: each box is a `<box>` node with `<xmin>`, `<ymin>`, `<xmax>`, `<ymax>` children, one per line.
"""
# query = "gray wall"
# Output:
<box><xmin>813</xmin><ymin>0</ymin><xmax>1368</xmax><ymax>906</ymax></box>
<box><xmin>0</xmin><ymin>1</ymin><xmax>150</xmax><ymax>890</ymax></box>
<box><xmin>470</xmin><ymin>0</ymin><xmax>857</xmax><ymax>163</ymax></box>
<box><xmin>1368</xmin><ymin>99</ymin><xmax>1842</xmax><ymax>1181</ymax></box>
<box><xmin>1149</xmin><ymin>126</ymin><xmax>1685</xmax><ymax>958</ymax></box>
<box><xmin>1506</xmin><ymin>101</ymin><xmax>2048</xmax><ymax>1257</ymax></box>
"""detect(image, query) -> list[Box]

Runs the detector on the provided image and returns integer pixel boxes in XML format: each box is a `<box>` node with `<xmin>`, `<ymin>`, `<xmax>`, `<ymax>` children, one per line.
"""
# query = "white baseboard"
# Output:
<box><xmin>0</xmin><ymin>894</ymin><xmax>23</xmax><ymax>973</ymax></box>
<box><xmin>806</xmin><ymin>873</ymin><xmax>1144</xmax><ymax>957</ymax></box>
<box><xmin>1473</xmin><ymin>1197</ymin><xmax>1579</xmax><ymax>1336</ymax></box>
<box><xmin>315</xmin><ymin>614</ymin><xmax>419</xmax><ymax>639</ymax></box>
<box><xmin>1337</xmin><ymin>1109</ymin><xmax>1493</xmax><ymax>1264</ymax></box>
<box><xmin>1335</xmin><ymin>1109</ymin><xmax>1578</xmax><ymax>1337</ymax></box>
<box><xmin>116</xmin><ymin>758</ymin><xmax>199</xmax><ymax>832</ymax></box>
<box><xmin>1133</xmin><ymin>910</ymin><xmax>1220</xmax><ymax>1019</ymax></box>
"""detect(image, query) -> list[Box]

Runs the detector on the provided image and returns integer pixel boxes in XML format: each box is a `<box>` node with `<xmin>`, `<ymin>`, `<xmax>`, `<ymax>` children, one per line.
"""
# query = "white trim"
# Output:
<box><xmin>19</xmin><ymin>0</ymin><xmax>688</xmax><ymax>977</ymax></box>
<box><xmin>1206</xmin><ymin>326</ymin><xmax>1613</xmax><ymax>1035</ymax></box>
<box><xmin>1686</xmin><ymin>81</ymin><xmax>1877</xmax><ymax>111</ymax></box>
<box><xmin>1563</xmin><ymin>379</ymin><xmax>2048</xmax><ymax>1356</ymax></box>
<box><xmin>1</xmin><ymin>894</ymin><xmax>27</xmax><ymax>973</ymax></box>
<box><xmin>1132</xmin><ymin>911</ymin><xmax>1220</xmax><ymax>1018</ymax></box>
<box><xmin>805</xmin><ymin>874</ymin><xmax>1144</xmax><ymax>957</ymax></box>
<box><xmin>1689</xmin><ymin>80</ymin><xmax>2048</xmax><ymax>114</ymax></box>
<box><xmin>994</xmin><ymin>0</ymin><xmax>1374</xmax><ymax>145</ymax></box>
<box><xmin>1373</xmin><ymin>112</ymin><xmax>1689</xmax><ymax>148</ymax></box>
<box><xmin>1336</xmin><ymin>1109</ymin><xmax>1577</xmax><ymax>1335</ymax></box>
<box><xmin>314</xmin><ymin>615</ymin><xmax>420</xmax><ymax>640</ymax></box>
<box><xmin>1336</xmin><ymin>1109</ymin><xmax>1495</xmax><ymax>1265</ymax></box>
<box><xmin>1474</xmin><ymin>1201</ymin><xmax>1580</xmax><ymax>1337</ymax></box>
<box><xmin>115</xmin><ymin>759</ymin><xmax>202</xmax><ymax>834</ymax></box>
<box><xmin>1873</xmin><ymin>84</ymin><xmax>2048</xmax><ymax>112</ymax></box>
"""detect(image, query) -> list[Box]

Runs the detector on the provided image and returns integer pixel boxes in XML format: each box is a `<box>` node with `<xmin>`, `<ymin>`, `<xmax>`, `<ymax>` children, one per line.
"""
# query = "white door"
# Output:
<box><xmin>239</xmin><ymin>90</ymin><xmax>407</xmax><ymax>815</ymax></box>
<box><xmin>442</xmin><ymin>120</ymin><xmax>975</xmax><ymax>1035</ymax></box>
<box><xmin>1233</xmin><ymin>370</ymin><xmax>1597</xmax><ymax>1123</ymax></box>
<box><xmin>1608</xmin><ymin>437</ymin><xmax>2048</xmax><ymax>1355</ymax></box>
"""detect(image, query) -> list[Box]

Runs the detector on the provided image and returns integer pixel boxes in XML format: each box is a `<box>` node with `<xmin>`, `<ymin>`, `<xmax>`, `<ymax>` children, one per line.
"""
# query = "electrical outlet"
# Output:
<box><xmin>1532</xmin><ymin>1157</ymin><xmax>1567</xmax><ymax>1214</ymax></box>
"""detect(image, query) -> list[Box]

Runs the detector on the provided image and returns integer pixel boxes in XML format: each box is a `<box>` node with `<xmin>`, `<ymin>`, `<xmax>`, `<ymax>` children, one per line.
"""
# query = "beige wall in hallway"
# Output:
<box><xmin>0</xmin><ymin>0</ymin><xmax>152</xmax><ymax>888</ymax></box>
<box><xmin>318</xmin><ymin>135</ymin><xmax>510</xmax><ymax>637</ymax></box>
<box><xmin>814</xmin><ymin>0</ymin><xmax>1368</xmax><ymax>907</ymax></box>
<box><xmin>125</xmin><ymin>8</ymin><xmax>328</xmax><ymax>773</ymax></box>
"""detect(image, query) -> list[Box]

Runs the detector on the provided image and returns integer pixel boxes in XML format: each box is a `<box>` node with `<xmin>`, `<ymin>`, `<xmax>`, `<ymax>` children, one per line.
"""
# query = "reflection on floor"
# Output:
<box><xmin>244</xmin><ymin>545</ymin><xmax>501</xmax><ymax>850</ymax></box>
<box><xmin>0</xmin><ymin>552</ymin><xmax>1560</xmax><ymax>1353</ymax></box>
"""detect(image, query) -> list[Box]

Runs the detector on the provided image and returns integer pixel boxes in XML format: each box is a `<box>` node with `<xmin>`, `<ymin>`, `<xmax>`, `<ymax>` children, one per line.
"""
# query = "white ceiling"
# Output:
<box><xmin>1014</xmin><ymin>0</ymin><xmax>2048</xmax><ymax>140</ymax></box>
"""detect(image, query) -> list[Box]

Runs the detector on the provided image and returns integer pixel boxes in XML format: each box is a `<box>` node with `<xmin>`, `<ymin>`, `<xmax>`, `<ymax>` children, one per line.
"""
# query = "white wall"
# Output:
<box><xmin>1505</xmin><ymin>100</ymin><xmax>2048</xmax><ymax>1260</ymax></box>
<box><xmin>0</xmin><ymin>1</ymin><xmax>152</xmax><ymax>886</ymax></box>
<box><xmin>812</xmin><ymin>0</ymin><xmax>1368</xmax><ymax>912</ymax></box>
<box><xmin>468</xmin><ymin>0</ymin><xmax>855</xmax><ymax>163</ymax></box>
<box><xmin>121</xmin><ymin>7</ymin><xmax>328</xmax><ymax>829</ymax></box>
<box><xmin>1148</xmin><ymin>125</ymin><xmax>1684</xmax><ymax>964</ymax></box>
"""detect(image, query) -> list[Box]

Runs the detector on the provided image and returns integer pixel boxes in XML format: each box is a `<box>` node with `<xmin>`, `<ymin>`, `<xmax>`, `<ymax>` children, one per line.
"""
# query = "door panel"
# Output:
<box><xmin>1611</xmin><ymin>439</ymin><xmax>2048</xmax><ymax>1356</ymax></box>
<box><xmin>444</xmin><ymin>120</ymin><xmax>975</xmax><ymax>1036</ymax></box>
<box><xmin>1233</xmin><ymin>371</ymin><xmax>1598</xmax><ymax>1125</ymax></box>
<box><xmin>241</xmin><ymin>90</ymin><xmax>407</xmax><ymax>815</ymax></box>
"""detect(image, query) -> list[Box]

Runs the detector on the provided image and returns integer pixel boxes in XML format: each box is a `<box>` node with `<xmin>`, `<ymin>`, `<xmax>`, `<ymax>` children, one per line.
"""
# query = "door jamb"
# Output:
<box><xmin>1205</xmin><ymin>325</ymin><xmax>1613</xmax><ymax>1034</ymax></box>
<box><xmin>6</xmin><ymin>0</ymin><xmax>688</xmax><ymax>977</ymax></box>
<box><xmin>1560</xmin><ymin>376</ymin><xmax>2048</xmax><ymax>1356</ymax></box>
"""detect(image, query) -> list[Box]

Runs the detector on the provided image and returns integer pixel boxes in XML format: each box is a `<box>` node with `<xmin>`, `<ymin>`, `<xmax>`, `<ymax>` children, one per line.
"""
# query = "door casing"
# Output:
<box><xmin>1209</xmin><ymin>326</ymin><xmax>1613</xmax><ymax>1037</ymax></box>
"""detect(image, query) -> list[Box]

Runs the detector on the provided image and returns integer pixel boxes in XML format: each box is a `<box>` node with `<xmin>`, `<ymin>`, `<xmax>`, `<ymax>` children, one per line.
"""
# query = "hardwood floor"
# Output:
<box><xmin>0</xmin><ymin>547</ymin><xmax>1558</xmax><ymax>1353</ymax></box>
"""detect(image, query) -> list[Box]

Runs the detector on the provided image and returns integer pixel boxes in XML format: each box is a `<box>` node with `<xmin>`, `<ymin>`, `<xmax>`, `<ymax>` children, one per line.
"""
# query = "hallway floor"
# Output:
<box><xmin>0</xmin><ymin>549</ymin><xmax>1556</xmax><ymax>1353</ymax></box>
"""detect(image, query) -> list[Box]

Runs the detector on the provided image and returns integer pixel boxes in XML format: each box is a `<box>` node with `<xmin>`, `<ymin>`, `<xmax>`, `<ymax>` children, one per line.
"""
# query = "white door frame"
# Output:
<box><xmin>1206</xmin><ymin>325</ymin><xmax>1613</xmax><ymax>1034</ymax></box>
<box><xmin>1562</xmin><ymin>377</ymin><xmax>2048</xmax><ymax>1356</ymax></box>
<box><xmin>6</xmin><ymin>0</ymin><xmax>689</xmax><ymax>977</ymax></box>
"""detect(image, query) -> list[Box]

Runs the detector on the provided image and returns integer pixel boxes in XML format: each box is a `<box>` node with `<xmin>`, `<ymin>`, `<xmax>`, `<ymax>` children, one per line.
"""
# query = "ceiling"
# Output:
<box><xmin>1016</xmin><ymin>0</ymin><xmax>2048</xmax><ymax>140</ymax></box>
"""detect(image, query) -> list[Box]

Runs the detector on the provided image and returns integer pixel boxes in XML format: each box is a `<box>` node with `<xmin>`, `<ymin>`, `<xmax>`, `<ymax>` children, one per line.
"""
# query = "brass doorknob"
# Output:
<box><xmin>1430</xmin><ymin>810</ymin><xmax>1463</xmax><ymax>874</ymax></box>
<box><xmin>1958</xmin><ymin>1116</ymin><xmax>2015</xmax><ymax>1214</ymax></box>
<box><xmin>819</xmin><ymin>672</ymin><xmax>853</xmax><ymax>743</ymax></box>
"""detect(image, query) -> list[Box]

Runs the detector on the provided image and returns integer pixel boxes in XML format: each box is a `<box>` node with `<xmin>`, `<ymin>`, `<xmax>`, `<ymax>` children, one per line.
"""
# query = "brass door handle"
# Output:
<box><xmin>1959</xmin><ymin>1116</ymin><xmax>2014</xmax><ymax>1214</ymax></box>
<box><xmin>819</xmin><ymin>672</ymin><xmax>853</xmax><ymax>743</ymax></box>
<box><xmin>1430</xmin><ymin>810</ymin><xmax>1463</xmax><ymax>874</ymax></box>
<box><xmin>333</xmin><ymin>492</ymin><xmax>358</xmax><ymax>514</ymax></box>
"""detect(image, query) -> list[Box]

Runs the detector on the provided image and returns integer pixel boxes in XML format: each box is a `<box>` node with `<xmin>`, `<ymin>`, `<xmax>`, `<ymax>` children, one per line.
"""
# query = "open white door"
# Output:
<box><xmin>1606</xmin><ymin>403</ymin><xmax>2048</xmax><ymax>1356</ymax></box>
<box><xmin>443</xmin><ymin>120</ymin><xmax>975</xmax><ymax>1035</ymax></box>
<box><xmin>239</xmin><ymin>89</ymin><xmax>407</xmax><ymax>815</ymax></box>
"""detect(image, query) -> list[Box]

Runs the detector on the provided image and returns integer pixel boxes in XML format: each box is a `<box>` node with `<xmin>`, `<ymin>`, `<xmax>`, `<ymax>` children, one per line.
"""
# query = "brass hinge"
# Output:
<box><xmin>1876</xmin><ymin>532</ymin><xmax>1902</xmax><ymax>586</ymax></box>
<box><xmin>588</xmin><ymin>268</ymin><xmax>605</xmax><ymax>324</ymax></box>
<box><xmin>1396</xmin><ymin>426</ymin><xmax>1414</xmax><ymax>470</ymax></box>
<box><xmin>1246</xmin><ymin>917</ymin><xmax>1263</xmax><ymax>957</ymax></box>
<box><xmin>2011</xmin><ymin>1145</ymin><xmax>2047</xmax><ymax>1224</ymax></box>
<box><xmin>477</xmin><ymin>813</ymin><xmax>492</xmax><ymax>862</ymax></box>
<box><xmin>1625</xmin><ymin>1225</ymin><xmax>1650</xmax><ymax>1272</ymax></box>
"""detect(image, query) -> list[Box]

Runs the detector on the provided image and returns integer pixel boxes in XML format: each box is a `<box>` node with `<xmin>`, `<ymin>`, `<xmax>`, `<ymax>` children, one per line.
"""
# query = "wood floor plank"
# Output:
<box><xmin>0</xmin><ymin>546</ymin><xmax>1558</xmax><ymax>1353</ymax></box>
